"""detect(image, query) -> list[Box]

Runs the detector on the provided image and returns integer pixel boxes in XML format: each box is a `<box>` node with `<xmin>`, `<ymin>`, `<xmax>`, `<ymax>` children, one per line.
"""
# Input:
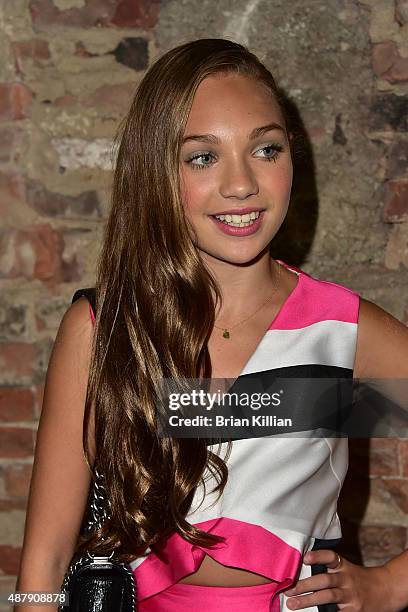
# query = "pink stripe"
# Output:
<box><xmin>273</xmin><ymin>260</ymin><xmax>360</xmax><ymax>330</ymax></box>
<box><xmin>138</xmin><ymin>579</ymin><xmax>282</xmax><ymax>611</ymax></box>
<box><xmin>133</xmin><ymin>517</ymin><xmax>301</xmax><ymax>602</ymax></box>
<box><xmin>89</xmin><ymin>301</ymin><xmax>95</xmax><ymax>324</ymax></box>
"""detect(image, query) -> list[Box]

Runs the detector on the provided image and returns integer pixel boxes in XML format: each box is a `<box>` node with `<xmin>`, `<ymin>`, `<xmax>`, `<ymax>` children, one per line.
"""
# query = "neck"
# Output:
<box><xmin>201</xmin><ymin>249</ymin><xmax>281</xmax><ymax>321</ymax></box>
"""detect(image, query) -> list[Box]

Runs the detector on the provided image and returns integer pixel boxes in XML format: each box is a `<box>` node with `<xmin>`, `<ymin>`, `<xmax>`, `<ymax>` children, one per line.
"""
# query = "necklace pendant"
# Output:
<box><xmin>222</xmin><ymin>329</ymin><xmax>230</xmax><ymax>339</ymax></box>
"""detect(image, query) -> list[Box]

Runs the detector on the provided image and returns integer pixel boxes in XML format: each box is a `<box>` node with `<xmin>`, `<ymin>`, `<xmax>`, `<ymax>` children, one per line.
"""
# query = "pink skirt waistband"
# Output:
<box><xmin>138</xmin><ymin>579</ymin><xmax>282</xmax><ymax>612</ymax></box>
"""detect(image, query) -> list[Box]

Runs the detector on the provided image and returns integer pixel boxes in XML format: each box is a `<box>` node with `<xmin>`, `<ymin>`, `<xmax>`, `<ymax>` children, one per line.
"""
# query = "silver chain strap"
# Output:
<box><xmin>83</xmin><ymin>466</ymin><xmax>112</xmax><ymax>535</ymax></box>
<box><xmin>59</xmin><ymin>466</ymin><xmax>137</xmax><ymax>611</ymax></box>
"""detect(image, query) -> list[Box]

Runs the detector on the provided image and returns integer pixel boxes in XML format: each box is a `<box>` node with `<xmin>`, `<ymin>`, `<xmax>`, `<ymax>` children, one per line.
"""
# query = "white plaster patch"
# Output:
<box><xmin>53</xmin><ymin>0</ymin><xmax>86</xmax><ymax>9</ymax></box>
<box><xmin>222</xmin><ymin>0</ymin><xmax>262</xmax><ymax>46</ymax></box>
<box><xmin>51</xmin><ymin>137</ymin><xmax>116</xmax><ymax>170</ymax></box>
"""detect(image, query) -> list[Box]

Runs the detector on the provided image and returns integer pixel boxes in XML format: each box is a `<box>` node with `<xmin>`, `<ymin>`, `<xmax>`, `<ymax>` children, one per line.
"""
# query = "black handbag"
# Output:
<box><xmin>58</xmin><ymin>466</ymin><xmax>137</xmax><ymax>612</ymax></box>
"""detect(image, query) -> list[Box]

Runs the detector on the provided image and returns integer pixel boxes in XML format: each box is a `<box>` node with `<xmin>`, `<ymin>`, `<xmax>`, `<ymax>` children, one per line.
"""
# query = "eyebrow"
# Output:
<box><xmin>181</xmin><ymin>122</ymin><xmax>285</xmax><ymax>145</ymax></box>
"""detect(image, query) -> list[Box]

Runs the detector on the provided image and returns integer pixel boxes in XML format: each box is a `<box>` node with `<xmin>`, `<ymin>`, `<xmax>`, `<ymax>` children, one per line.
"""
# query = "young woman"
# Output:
<box><xmin>16</xmin><ymin>38</ymin><xmax>408</xmax><ymax>612</ymax></box>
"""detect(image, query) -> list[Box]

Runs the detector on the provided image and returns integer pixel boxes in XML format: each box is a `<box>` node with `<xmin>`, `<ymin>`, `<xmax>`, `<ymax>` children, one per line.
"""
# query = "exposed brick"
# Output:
<box><xmin>372</xmin><ymin>40</ymin><xmax>408</xmax><ymax>83</ymax></box>
<box><xmin>0</xmin><ymin>173</ymin><xmax>26</xmax><ymax>219</ymax></box>
<box><xmin>0</xmin><ymin>126</ymin><xmax>24</xmax><ymax>165</ymax></box>
<box><xmin>385</xmin><ymin>140</ymin><xmax>408</xmax><ymax>179</ymax></box>
<box><xmin>0</xmin><ymin>426</ymin><xmax>33</xmax><ymax>458</ymax></box>
<box><xmin>0</xmin><ymin>388</ymin><xmax>35</xmax><ymax>421</ymax></box>
<box><xmin>369</xmin><ymin>94</ymin><xmax>408</xmax><ymax>132</ymax></box>
<box><xmin>81</xmin><ymin>82</ymin><xmax>135</xmax><ymax>114</ymax></box>
<box><xmin>33</xmin><ymin>384</ymin><xmax>44</xmax><ymax>420</ymax></box>
<box><xmin>0</xmin><ymin>344</ymin><xmax>39</xmax><ymax>384</ymax></box>
<box><xmin>53</xmin><ymin>94</ymin><xmax>78</xmax><ymax>107</ymax></box>
<box><xmin>369</xmin><ymin>438</ymin><xmax>399</xmax><ymax>476</ymax></box>
<box><xmin>28</xmin><ymin>225</ymin><xmax>65</xmax><ymax>281</ymax></box>
<box><xmin>382</xmin><ymin>478</ymin><xmax>408</xmax><ymax>514</ymax></box>
<box><xmin>0</xmin><ymin>127</ymin><xmax>14</xmax><ymax>164</ymax></box>
<box><xmin>11</xmin><ymin>39</ymin><xmax>50</xmax><ymax>75</ymax></box>
<box><xmin>358</xmin><ymin>525</ymin><xmax>407</xmax><ymax>564</ymax></box>
<box><xmin>111</xmin><ymin>0</ymin><xmax>160</xmax><ymax>28</ymax></box>
<box><xmin>385</xmin><ymin>56</ymin><xmax>408</xmax><ymax>83</ymax></box>
<box><xmin>111</xmin><ymin>37</ymin><xmax>149</xmax><ymax>71</ymax></box>
<box><xmin>3</xmin><ymin>463</ymin><xmax>33</xmax><ymax>497</ymax></box>
<box><xmin>372</xmin><ymin>41</ymin><xmax>399</xmax><ymax>77</ymax></box>
<box><xmin>29</xmin><ymin>0</ymin><xmax>113</xmax><ymax>28</ymax></box>
<box><xmin>0</xmin><ymin>499</ymin><xmax>27</xmax><ymax>511</ymax></box>
<box><xmin>382</xmin><ymin>180</ymin><xmax>408</xmax><ymax>223</ymax></box>
<box><xmin>0</xmin><ymin>545</ymin><xmax>21</xmax><ymax>575</ymax></box>
<box><xmin>399</xmin><ymin>440</ymin><xmax>408</xmax><ymax>477</ymax></box>
<box><xmin>384</xmin><ymin>222</ymin><xmax>408</xmax><ymax>270</ymax></box>
<box><xmin>29</xmin><ymin>0</ymin><xmax>160</xmax><ymax>29</ymax></box>
<box><xmin>0</xmin><ymin>224</ymin><xmax>81</xmax><ymax>283</ymax></box>
<box><xmin>26</xmin><ymin>179</ymin><xmax>102</xmax><ymax>219</ymax></box>
<box><xmin>0</xmin><ymin>83</ymin><xmax>34</xmax><ymax>122</ymax></box>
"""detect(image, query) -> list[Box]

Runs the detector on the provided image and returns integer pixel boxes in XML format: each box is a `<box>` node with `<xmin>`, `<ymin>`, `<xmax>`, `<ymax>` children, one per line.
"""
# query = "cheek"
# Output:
<box><xmin>264</xmin><ymin>162</ymin><xmax>293</xmax><ymax>195</ymax></box>
<box><xmin>179</xmin><ymin>171</ymin><xmax>211</xmax><ymax>214</ymax></box>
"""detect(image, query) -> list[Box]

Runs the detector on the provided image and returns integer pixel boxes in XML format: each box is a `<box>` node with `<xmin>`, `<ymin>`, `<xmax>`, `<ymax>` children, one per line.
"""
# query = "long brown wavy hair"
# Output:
<box><xmin>75</xmin><ymin>38</ymin><xmax>299</xmax><ymax>563</ymax></box>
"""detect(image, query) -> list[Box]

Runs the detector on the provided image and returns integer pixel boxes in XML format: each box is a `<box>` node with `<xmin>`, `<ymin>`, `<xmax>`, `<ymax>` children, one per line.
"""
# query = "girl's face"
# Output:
<box><xmin>179</xmin><ymin>72</ymin><xmax>293</xmax><ymax>266</ymax></box>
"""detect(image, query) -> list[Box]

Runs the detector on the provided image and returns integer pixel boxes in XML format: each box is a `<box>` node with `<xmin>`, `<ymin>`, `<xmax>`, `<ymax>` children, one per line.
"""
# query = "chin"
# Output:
<box><xmin>210</xmin><ymin>250</ymin><xmax>263</xmax><ymax>265</ymax></box>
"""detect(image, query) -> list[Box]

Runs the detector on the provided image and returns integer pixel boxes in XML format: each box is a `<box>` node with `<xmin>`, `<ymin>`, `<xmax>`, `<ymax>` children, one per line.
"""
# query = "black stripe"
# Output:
<box><xmin>310</xmin><ymin>538</ymin><xmax>341</xmax><ymax>612</ymax></box>
<box><xmin>170</xmin><ymin>364</ymin><xmax>355</xmax><ymax>445</ymax></box>
<box><xmin>71</xmin><ymin>287</ymin><xmax>97</xmax><ymax>316</ymax></box>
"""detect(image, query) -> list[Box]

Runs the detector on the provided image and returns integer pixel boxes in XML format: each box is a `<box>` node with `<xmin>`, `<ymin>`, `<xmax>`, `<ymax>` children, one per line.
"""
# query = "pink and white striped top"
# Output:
<box><xmin>72</xmin><ymin>259</ymin><xmax>360</xmax><ymax>612</ymax></box>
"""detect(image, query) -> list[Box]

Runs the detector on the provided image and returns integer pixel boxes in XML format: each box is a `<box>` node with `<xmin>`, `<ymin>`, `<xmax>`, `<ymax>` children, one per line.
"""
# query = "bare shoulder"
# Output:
<box><xmin>354</xmin><ymin>296</ymin><xmax>408</xmax><ymax>378</ymax></box>
<box><xmin>59</xmin><ymin>295</ymin><xmax>94</xmax><ymax>342</ymax></box>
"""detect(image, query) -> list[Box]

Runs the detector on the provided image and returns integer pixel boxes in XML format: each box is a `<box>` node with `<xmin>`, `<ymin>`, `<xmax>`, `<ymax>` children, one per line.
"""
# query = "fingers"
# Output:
<box><xmin>284</xmin><ymin>571</ymin><xmax>342</xmax><ymax>597</ymax></box>
<box><xmin>283</xmin><ymin>549</ymin><xmax>347</xmax><ymax>609</ymax></box>
<box><xmin>285</xmin><ymin>586</ymin><xmax>344</xmax><ymax>610</ymax></box>
<box><xmin>303</xmin><ymin>549</ymin><xmax>345</xmax><ymax>571</ymax></box>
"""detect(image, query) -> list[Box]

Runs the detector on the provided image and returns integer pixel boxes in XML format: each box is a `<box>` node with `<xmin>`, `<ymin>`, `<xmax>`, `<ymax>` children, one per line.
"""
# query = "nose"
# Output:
<box><xmin>219</xmin><ymin>157</ymin><xmax>259</xmax><ymax>200</ymax></box>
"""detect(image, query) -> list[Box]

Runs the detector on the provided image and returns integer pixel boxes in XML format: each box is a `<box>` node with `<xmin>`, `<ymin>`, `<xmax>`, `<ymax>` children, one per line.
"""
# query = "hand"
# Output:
<box><xmin>282</xmin><ymin>549</ymin><xmax>394</xmax><ymax>611</ymax></box>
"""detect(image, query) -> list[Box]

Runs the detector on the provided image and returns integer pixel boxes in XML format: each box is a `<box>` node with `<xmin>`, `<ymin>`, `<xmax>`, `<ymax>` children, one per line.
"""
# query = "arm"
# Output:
<box><xmin>14</xmin><ymin>297</ymin><xmax>96</xmax><ymax>612</ymax></box>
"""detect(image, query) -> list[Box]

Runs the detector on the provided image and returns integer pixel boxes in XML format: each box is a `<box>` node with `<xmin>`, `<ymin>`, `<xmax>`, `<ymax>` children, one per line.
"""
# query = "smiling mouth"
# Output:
<box><xmin>210</xmin><ymin>210</ymin><xmax>262</xmax><ymax>227</ymax></box>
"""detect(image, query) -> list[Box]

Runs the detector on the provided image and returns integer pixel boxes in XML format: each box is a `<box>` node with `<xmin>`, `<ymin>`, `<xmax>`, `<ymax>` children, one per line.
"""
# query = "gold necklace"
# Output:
<box><xmin>213</xmin><ymin>263</ymin><xmax>281</xmax><ymax>339</ymax></box>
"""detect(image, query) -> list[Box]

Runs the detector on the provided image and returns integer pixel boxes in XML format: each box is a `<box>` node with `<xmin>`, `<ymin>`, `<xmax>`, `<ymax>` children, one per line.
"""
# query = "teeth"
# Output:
<box><xmin>215</xmin><ymin>211</ymin><xmax>261</xmax><ymax>226</ymax></box>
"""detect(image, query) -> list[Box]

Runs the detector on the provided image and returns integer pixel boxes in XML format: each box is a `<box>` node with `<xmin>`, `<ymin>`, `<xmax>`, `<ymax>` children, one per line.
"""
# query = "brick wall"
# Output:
<box><xmin>0</xmin><ymin>0</ymin><xmax>407</xmax><ymax>609</ymax></box>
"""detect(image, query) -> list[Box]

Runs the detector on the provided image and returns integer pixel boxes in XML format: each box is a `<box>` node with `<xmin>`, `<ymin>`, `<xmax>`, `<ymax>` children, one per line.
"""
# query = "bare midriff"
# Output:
<box><xmin>177</xmin><ymin>553</ymin><xmax>276</xmax><ymax>586</ymax></box>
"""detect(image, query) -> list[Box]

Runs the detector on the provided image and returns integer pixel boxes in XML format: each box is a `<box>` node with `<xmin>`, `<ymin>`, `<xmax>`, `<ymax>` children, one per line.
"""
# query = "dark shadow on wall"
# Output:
<box><xmin>269</xmin><ymin>93</ymin><xmax>319</xmax><ymax>266</ymax></box>
<box><xmin>337</xmin><ymin>438</ymin><xmax>369</xmax><ymax>566</ymax></box>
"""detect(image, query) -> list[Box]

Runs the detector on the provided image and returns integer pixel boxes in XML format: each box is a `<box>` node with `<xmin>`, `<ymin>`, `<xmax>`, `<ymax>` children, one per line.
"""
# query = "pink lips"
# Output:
<box><xmin>210</xmin><ymin>210</ymin><xmax>265</xmax><ymax>237</ymax></box>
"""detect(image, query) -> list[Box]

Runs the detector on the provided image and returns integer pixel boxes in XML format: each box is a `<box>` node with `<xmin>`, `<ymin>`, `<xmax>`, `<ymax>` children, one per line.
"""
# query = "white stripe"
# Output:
<box><xmin>242</xmin><ymin>319</ymin><xmax>358</xmax><ymax>376</ymax></box>
<box><xmin>188</xmin><ymin>434</ymin><xmax>347</xmax><ymax>539</ymax></box>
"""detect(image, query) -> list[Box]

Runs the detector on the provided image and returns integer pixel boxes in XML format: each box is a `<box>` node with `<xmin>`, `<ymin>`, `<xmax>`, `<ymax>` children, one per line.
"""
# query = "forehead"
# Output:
<box><xmin>184</xmin><ymin>73</ymin><xmax>283</xmax><ymax>131</ymax></box>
